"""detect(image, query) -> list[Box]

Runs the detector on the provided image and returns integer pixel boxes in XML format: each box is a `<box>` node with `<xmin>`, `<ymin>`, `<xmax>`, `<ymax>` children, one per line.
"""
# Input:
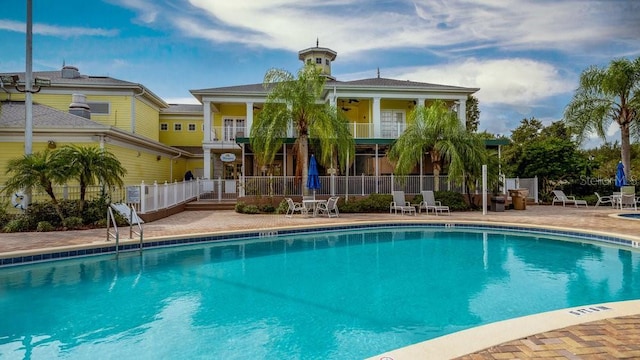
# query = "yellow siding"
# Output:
<box><xmin>134</xmin><ymin>99</ymin><xmax>160</xmax><ymax>141</ymax></box>
<box><xmin>0</xmin><ymin>142</ymin><xmax>68</xmax><ymax>184</ymax></box>
<box><xmin>105</xmin><ymin>145</ymin><xmax>172</xmax><ymax>185</ymax></box>
<box><xmin>159</xmin><ymin>116</ymin><xmax>203</xmax><ymax>146</ymax></box>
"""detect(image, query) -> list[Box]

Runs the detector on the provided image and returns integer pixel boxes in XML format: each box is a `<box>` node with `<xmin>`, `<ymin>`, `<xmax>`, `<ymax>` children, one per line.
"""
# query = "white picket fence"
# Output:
<box><xmin>1</xmin><ymin>176</ymin><xmax>538</xmax><ymax>215</ymax></box>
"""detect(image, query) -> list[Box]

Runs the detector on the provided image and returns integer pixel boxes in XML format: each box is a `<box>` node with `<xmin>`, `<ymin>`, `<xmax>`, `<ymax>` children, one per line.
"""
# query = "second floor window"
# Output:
<box><xmin>174</xmin><ymin>123</ymin><xmax>182</xmax><ymax>131</ymax></box>
<box><xmin>188</xmin><ymin>124</ymin><xmax>196</xmax><ymax>131</ymax></box>
<box><xmin>316</xmin><ymin>57</ymin><xmax>322</xmax><ymax>64</ymax></box>
<box><xmin>160</xmin><ymin>123</ymin><xmax>168</xmax><ymax>131</ymax></box>
<box><xmin>380</xmin><ymin>110</ymin><xmax>406</xmax><ymax>138</ymax></box>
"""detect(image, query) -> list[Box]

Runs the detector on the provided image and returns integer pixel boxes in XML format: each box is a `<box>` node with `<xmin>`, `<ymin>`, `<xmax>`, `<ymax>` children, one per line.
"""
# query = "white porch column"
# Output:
<box><xmin>415</xmin><ymin>97</ymin><xmax>426</xmax><ymax>107</ymax></box>
<box><xmin>458</xmin><ymin>97</ymin><xmax>467</xmax><ymax>128</ymax></box>
<box><xmin>373</xmin><ymin>97</ymin><xmax>381</xmax><ymax>137</ymax></box>
<box><xmin>245</xmin><ymin>102</ymin><xmax>253</xmax><ymax>135</ymax></box>
<box><xmin>203</xmin><ymin>149</ymin><xmax>211</xmax><ymax>179</ymax></box>
<box><xmin>203</xmin><ymin>100</ymin><xmax>212</xmax><ymax>142</ymax></box>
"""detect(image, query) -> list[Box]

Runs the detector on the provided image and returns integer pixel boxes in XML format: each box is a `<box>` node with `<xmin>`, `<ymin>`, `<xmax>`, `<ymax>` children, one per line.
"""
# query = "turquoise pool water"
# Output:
<box><xmin>1</xmin><ymin>226</ymin><xmax>639</xmax><ymax>359</ymax></box>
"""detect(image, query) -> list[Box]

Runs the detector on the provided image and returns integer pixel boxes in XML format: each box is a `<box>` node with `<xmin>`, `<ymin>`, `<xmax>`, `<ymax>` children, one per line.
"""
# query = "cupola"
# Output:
<box><xmin>298</xmin><ymin>39</ymin><xmax>337</xmax><ymax>80</ymax></box>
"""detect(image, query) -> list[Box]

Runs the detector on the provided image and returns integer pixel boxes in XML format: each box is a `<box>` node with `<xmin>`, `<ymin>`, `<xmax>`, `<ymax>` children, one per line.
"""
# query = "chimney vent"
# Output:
<box><xmin>69</xmin><ymin>93</ymin><xmax>91</xmax><ymax>119</ymax></box>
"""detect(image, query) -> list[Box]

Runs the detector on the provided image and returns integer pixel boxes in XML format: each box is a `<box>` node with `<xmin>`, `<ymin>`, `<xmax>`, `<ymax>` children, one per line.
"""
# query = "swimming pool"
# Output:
<box><xmin>1</xmin><ymin>225</ymin><xmax>639</xmax><ymax>359</ymax></box>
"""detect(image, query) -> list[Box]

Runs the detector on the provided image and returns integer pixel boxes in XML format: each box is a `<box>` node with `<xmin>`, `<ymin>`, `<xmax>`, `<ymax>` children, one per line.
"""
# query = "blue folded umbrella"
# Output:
<box><xmin>615</xmin><ymin>161</ymin><xmax>626</xmax><ymax>188</ymax></box>
<box><xmin>307</xmin><ymin>155</ymin><xmax>321</xmax><ymax>190</ymax></box>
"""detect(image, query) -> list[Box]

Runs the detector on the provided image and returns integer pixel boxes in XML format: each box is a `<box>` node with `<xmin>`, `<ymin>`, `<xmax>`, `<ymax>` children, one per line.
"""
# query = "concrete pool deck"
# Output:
<box><xmin>1</xmin><ymin>204</ymin><xmax>640</xmax><ymax>359</ymax></box>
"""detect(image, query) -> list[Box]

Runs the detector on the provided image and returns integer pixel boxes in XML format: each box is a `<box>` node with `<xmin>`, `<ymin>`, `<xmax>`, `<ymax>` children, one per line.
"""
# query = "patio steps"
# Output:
<box><xmin>184</xmin><ymin>200</ymin><xmax>236</xmax><ymax>211</ymax></box>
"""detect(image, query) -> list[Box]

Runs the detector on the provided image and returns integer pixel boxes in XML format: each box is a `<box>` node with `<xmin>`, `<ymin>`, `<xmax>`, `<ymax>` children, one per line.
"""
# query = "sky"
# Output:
<box><xmin>1</xmin><ymin>0</ymin><xmax>639</xmax><ymax>147</ymax></box>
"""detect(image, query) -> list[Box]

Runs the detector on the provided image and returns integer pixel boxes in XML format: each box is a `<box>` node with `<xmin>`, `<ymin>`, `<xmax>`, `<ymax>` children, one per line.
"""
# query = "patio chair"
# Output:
<box><xmin>551</xmin><ymin>190</ymin><xmax>587</xmax><ymax>207</ymax></box>
<box><xmin>317</xmin><ymin>196</ymin><xmax>340</xmax><ymax>218</ymax></box>
<box><xmin>619</xmin><ymin>194</ymin><xmax>638</xmax><ymax>210</ymax></box>
<box><xmin>390</xmin><ymin>191</ymin><xmax>416</xmax><ymax>215</ymax></box>
<box><xmin>419</xmin><ymin>190</ymin><xmax>450</xmax><ymax>215</ymax></box>
<box><xmin>594</xmin><ymin>192</ymin><xmax>613</xmax><ymax>207</ymax></box>
<box><xmin>285</xmin><ymin>198</ymin><xmax>307</xmax><ymax>218</ymax></box>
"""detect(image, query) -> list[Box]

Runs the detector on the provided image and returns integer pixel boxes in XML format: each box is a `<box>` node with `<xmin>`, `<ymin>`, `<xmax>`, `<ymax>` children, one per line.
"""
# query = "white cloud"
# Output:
<box><xmin>389</xmin><ymin>58</ymin><xmax>575</xmax><ymax>108</ymax></box>
<box><xmin>148</xmin><ymin>0</ymin><xmax>640</xmax><ymax>59</ymax></box>
<box><xmin>0</xmin><ymin>19</ymin><xmax>119</xmax><ymax>37</ymax></box>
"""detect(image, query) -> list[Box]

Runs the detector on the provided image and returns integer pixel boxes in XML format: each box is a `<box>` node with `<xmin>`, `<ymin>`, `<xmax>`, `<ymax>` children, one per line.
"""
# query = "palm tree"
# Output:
<box><xmin>388</xmin><ymin>100</ymin><xmax>489</xmax><ymax>190</ymax></box>
<box><xmin>251</xmin><ymin>64</ymin><xmax>355</xmax><ymax>194</ymax></box>
<box><xmin>2</xmin><ymin>150</ymin><xmax>66</xmax><ymax>220</ymax></box>
<box><xmin>564</xmin><ymin>57</ymin><xmax>640</xmax><ymax>175</ymax></box>
<box><xmin>53</xmin><ymin>145</ymin><xmax>126</xmax><ymax>211</ymax></box>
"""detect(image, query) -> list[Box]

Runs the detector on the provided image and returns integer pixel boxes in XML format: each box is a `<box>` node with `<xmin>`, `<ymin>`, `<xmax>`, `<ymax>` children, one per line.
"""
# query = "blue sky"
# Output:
<box><xmin>1</xmin><ymin>0</ymin><xmax>639</xmax><ymax>146</ymax></box>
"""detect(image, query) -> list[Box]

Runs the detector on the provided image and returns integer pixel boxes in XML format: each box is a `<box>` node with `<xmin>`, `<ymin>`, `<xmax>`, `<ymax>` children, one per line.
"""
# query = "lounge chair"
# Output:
<box><xmin>285</xmin><ymin>198</ymin><xmax>307</xmax><ymax>217</ymax></box>
<box><xmin>390</xmin><ymin>191</ymin><xmax>416</xmax><ymax>215</ymax></box>
<box><xmin>551</xmin><ymin>190</ymin><xmax>587</xmax><ymax>207</ymax></box>
<box><xmin>317</xmin><ymin>196</ymin><xmax>339</xmax><ymax>218</ymax></box>
<box><xmin>419</xmin><ymin>190</ymin><xmax>450</xmax><ymax>215</ymax></box>
<box><xmin>594</xmin><ymin>192</ymin><xmax>613</xmax><ymax>207</ymax></box>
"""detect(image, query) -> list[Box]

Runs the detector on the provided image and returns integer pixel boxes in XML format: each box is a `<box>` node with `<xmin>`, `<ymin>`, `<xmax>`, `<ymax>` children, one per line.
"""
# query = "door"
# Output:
<box><xmin>224</xmin><ymin>162</ymin><xmax>242</xmax><ymax>193</ymax></box>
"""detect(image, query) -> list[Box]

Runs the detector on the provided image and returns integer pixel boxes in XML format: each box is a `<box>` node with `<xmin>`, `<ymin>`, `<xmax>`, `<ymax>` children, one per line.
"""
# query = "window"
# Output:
<box><xmin>174</xmin><ymin>123</ymin><xmax>182</xmax><ymax>131</ymax></box>
<box><xmin>87</xmin><ymin>102</ymin><xmax>110</xmax><ymax>115</ymax></box>
<box><xmin>325</xmin><ymin>59</ymin><xmax>330</xmax><ymax>65</ymax></box>
<box><xmin>306</xmin><ymin>59</ymin><xmax>312</xmax><ymax>64</ymax></box>
<box><xmin>188</xmin><ymin>123</ymin><xmax>196</xmax><ymax>131</ymax></box>
<box><xmin>160</xmin><ymin>123</ymin><xmax>168</xmax><ymax>131</ymax></box>
<box><xmin>380</xmin><ymin>110</ymin><xmax>406</xmax><ymax>138</ymax></box>
<box><xmin>315</xmin><ymin>57</ymin><xmax>322</xmax><ymax>64</ymax></box>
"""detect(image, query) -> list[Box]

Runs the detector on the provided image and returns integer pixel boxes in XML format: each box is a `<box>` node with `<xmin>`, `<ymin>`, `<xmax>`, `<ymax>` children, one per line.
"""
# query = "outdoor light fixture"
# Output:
<box><xmin>17</xmin><ymin>76</ymin><xmax>51</xmax><ymax>93</ymax></box>
<box><xmin>0</xmin><ymin>74</ymin><xmax>51</xmax><ymax>93</ymax></box>
<box><xmin>0</xmin><ymin>75</ymin><xmax>19</xmax><ymax>86</ymax></box>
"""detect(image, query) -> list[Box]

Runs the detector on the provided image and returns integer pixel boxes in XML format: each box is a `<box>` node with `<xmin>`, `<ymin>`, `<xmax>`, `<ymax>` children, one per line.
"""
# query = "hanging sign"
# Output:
<box><xmin>220</xmin><ymin>153</ymin><xmax>236</xmax><ymax>162</ymax></box>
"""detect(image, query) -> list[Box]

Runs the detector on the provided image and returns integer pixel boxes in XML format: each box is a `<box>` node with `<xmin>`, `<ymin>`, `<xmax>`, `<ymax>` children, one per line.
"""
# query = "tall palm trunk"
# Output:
<box><xmin>431</xmin><ymin>151</ymin><xmax>441</xmax><ymax>190</ymax></box>
<box><xmin>299</xmin><ymin>134</ymin><xmax>309</xmax><ymax>195</ymax></box>
<box><xmin>619</xmin><ymin>110</ymin><xmax>632</xmax><ymax>175</ymax></box>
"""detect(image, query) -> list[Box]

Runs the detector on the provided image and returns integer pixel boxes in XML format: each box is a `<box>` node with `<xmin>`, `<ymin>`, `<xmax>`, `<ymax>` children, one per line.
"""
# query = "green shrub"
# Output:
<box><xmin>63</xmin><ymin>216</ymin><xmax>84</xmax><ymax>229</ymax></box>
<box><xmin>435</xmin><ymin>191</ymin><xmax>469</xmax><ymax>211</ymax></box>
<box><xmin>275</xmin><ymin>199</ymin><xmax>288</xmax><ymax>214</ymax></box>
<box><xmin>36</xmin><ymin>221</ymin><xmax>55</xmax><ymax>232</ymax></box>
<box><xmin>3</xmin><ymin>216</ymin><xmax>31</xmax><ymax>232</ymax></box>
<box><xmin>235</xmin><ymin>202</ymin><xmax>247</xmax><ymax>213</ymax></box>
<box><xmin>259</xmin><ymin>204</ymin><xmax>276</xmax><ymax>213</ymax></box>
<box><xmin>24</xmin><ymin>202</ymin><xmax>61</xmax><ymax>227</ymax></box>
<box><xmin>242</xmin><ymin>205</ymin><xmax>260</xmax><ymax>214</ymax></box>
<box><xmin>339</xmin><ymin>193</ymin><xmax>393</xmax><ymax>213</ymax></box>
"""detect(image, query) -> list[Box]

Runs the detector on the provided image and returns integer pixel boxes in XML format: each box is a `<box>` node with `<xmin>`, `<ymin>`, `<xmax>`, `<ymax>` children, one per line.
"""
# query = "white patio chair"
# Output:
<box><xmin>390</xmin><ymin>191</ymin><xmax>416</xmax><ymax>215</ymax></box>
<box><xmin>317</xmin><ymin>196</ymin><xmax>339</xmax><ymax>218</ymax></box>
<box><xmin>551</xmin><ymin>190</ymin><xmax>587</xmax><ymax>207</ymax></box>
<box><xmin>420</xmin><ymin>190</ymin><xmax>450</xmax><ymax>215</ymax></box>
<box><xmin>285</xmin><ymin>198</ymin><xmax>307</xmax><ymax>217</ymax></box>
<box><xmin>594</xmin><ymin>192</ymin><xmax>613</xmax><ymax>207</ymax></box>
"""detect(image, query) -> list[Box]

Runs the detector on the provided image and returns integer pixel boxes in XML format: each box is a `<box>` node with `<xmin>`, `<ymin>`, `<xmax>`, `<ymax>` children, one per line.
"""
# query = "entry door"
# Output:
<box><xmin>224</xmin><ymin>163</ymin><xmax>242</xmax><ymax>193</ymax></box>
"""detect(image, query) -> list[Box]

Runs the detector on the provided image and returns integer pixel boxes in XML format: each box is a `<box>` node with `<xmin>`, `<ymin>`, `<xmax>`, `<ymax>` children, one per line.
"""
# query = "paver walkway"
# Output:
<box><xmin>1</xmin><ymin>204</ymin><xmax>640</xmax><ymax>359</ymax></box>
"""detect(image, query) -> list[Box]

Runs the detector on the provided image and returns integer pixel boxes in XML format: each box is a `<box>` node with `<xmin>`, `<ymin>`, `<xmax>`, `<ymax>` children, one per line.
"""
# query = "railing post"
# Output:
<box><xmin>153</xmin><ymin>181</ymin><xmax>159</xmax><ymax>212</ymax></box>
<box><xmin>63</xmin><ymin>184</ymin><xmax>69</xmax><ymax>200</ymax></box>
<box><xmin>163</xmin><ymin>181</ymin><xmax>169</xmax><ymax>208</ymax></box>
<box><xmin>217</xmin><ymin>177</ymin><xmax>222</xmax><ymax>202</ymax></box>
<box><xmin>139</xmin><ymin>181</ymin><xmax>146</xmax><ymax>213</ymax></box>
<box><xmin>361</xmin><ymin>174</ymin><xmax>365</xmax><ymax>196</ymax></box>
<box><xmin>391</xmin><ymin>174</ymin><xmax>394</xmax><ymax>193</ymax></box>
<box><xmin>196</xmin><ymin>177</ymin><xmax>201</xmax><ymax>201</ymax></box>
<box><xmin>534</xmin><ymin>176</ymin><xmax>539</xmax><ymax>203</ymax></box>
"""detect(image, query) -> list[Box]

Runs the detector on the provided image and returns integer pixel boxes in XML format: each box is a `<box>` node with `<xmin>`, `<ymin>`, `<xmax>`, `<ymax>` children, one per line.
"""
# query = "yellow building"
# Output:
<box><xmin>2</xmin><ymin>45</ymin><xmax>479</xmax><ymax>192</ymax></box>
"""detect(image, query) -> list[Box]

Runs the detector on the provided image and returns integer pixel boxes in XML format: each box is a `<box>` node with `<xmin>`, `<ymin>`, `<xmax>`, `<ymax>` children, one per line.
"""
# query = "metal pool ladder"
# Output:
<box><xmin>107</xmin><ymin>203</ymin><xmax>144</xmax><ymax>254</ymax></box>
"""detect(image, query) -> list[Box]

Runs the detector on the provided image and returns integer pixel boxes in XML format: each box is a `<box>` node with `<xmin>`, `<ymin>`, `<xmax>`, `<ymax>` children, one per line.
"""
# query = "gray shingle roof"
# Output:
<box><xmin>0</xmin><ymin>101</ymin><xmax>109</xmax><ymax>129</ymax></box>
<box><xmin>161</xmin><ymin>104</ymin><xmax>203</xmax><ymax>114</ymax></box>
<box><xmin>327</xmin><ymin>77</ymin><xmax>478</xmax><ymax>91</ymax></box>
